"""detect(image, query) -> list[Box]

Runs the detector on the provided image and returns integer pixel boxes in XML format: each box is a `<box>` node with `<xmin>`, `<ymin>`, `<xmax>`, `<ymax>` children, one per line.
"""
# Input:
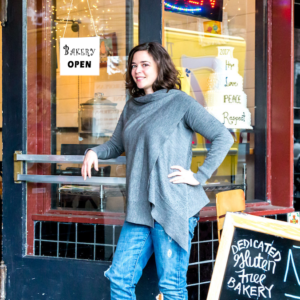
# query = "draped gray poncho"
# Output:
<box><xmin>88</xmin><ymin>88</ymin><xmax>234</xmax><ymax>251</ymax></box>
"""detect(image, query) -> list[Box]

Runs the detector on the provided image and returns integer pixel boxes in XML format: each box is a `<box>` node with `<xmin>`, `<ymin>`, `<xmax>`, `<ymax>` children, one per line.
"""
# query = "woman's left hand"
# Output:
<box><xmin>168</xmin><ymin>166</ymin><xmax>200</xmax><ymax>186</ymax></box>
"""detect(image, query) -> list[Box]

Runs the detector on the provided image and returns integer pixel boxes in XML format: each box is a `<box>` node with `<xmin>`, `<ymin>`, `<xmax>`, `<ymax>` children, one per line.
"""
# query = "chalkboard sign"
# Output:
<box><xmin>207</xmin><ymin>213</ymin><xmax>300</xmax><ymax>299</ymax></box>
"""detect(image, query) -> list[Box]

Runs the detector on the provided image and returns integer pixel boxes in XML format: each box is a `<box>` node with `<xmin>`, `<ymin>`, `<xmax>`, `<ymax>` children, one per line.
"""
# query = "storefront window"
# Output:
<box><xmin>26</xmin><ymin>0</ymin><xmax>138</xmax><ymax>255</ymax></box>
<box><xmin>164</xmin><ymin>0</ymin><xmax>256</xmax><ymax>202</ymax></box>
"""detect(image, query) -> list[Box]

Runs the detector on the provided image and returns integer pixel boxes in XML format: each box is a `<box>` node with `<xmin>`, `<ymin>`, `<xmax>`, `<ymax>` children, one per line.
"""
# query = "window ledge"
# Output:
<box><xmin>32</xmin><ymin>203</ymin><xmax>294</xmax><ymax>225</ymax></box>
<box><xmin>199</xmin><ymin>202</ymin><xmax>294</xmax><ymax>222</ymax></box>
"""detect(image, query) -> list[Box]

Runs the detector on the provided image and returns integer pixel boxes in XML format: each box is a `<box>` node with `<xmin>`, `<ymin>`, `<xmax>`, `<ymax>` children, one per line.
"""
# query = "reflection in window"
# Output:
<box><xmin>26</xmin><ymin>0</ymin><xmax>138</xmax><ymax>218</ymax></box>
<box><xmin>164</xmin><ymin>0</ymin><xmax>256</xmax><ymax>202</ymax></box>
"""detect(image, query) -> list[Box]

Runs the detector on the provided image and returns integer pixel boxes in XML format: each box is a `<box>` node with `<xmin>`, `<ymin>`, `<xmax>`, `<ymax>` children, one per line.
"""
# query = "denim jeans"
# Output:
<box><xmin>104</xmin><ymin>216</ymin><xmax>199</xmax><ymax>300</ymax></box>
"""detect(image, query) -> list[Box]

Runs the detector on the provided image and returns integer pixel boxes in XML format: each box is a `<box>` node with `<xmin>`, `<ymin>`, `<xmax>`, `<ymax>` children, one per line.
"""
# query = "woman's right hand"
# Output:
<box><xmin>81</xmin><ymin>150</ymin><xmax>99</xmax><ymax>180</ymax></box>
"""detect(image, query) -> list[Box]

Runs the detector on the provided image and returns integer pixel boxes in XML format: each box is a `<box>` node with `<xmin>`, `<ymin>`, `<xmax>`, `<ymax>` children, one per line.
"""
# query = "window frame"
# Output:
<box><xmin>22</xmin><ymin>0</ymin><xmax>295</xmax><ymax>255</ymax></box>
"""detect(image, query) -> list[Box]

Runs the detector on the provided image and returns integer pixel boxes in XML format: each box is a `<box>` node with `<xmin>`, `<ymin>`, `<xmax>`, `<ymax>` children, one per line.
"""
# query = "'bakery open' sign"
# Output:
<box><xmin>60</xmin><ymin>37</ymin><xmax>100</xmax><ymax>76</ymax></box>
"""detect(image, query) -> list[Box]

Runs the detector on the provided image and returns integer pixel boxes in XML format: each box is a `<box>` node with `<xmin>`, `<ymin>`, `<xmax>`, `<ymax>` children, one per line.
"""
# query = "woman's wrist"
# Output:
<box><xmin>189</xmin><ymin>170</ymin><xmax>200</xmax><ymax>185</ymax></box>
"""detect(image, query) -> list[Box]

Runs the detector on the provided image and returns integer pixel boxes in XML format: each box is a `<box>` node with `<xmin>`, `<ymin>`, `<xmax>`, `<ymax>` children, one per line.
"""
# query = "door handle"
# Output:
<box><xmin>15</xmin><ymin>154</ymin><xmax>126</xmax><ymax>164</ymax></box>
<box><xmin>14</xmin><ymin>152</ymin><xmax>126</xmax><ymax>184</ymax></box>
<box><xmin>14</xmin><ymin>153</ymin><xmax>246</xmax><ymax>192</ymax></box>
<box><xmin>17</xmin><ymin>174</ymin><xmax>126</xmax><ymax>186</ymax></box>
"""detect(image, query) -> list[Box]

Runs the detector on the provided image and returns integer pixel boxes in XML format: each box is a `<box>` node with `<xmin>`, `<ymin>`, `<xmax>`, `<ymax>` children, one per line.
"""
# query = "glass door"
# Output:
<box><xmin>25</xmin><ymin>0</ymin><xmax>139</xmax><ymax>260</ymax></box>
<box><xmin>1</xmin><ymin>0</ymin><xmax>165</xmax><ymax>299</ymax></box>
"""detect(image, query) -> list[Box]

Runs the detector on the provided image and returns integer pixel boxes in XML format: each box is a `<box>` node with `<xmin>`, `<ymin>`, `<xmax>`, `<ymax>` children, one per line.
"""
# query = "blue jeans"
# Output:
<box><xmin>104</xmin><ymin>216</ymin><xmax>199</xmax><ymax>300</ymax></box>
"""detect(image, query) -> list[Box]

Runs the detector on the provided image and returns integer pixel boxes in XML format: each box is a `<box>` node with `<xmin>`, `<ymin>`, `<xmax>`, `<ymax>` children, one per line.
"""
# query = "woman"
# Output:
<box><xmin>81</xmin><ymin>42</ymin><xmax>234</xmax><ymax>299</ymax></box>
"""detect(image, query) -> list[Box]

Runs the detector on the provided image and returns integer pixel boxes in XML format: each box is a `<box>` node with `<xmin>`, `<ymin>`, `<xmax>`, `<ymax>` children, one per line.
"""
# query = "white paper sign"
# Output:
<box><xmin>60</xmin><ymin>37</ymin><xmax>100</xmax><ymax>76</ymax></box>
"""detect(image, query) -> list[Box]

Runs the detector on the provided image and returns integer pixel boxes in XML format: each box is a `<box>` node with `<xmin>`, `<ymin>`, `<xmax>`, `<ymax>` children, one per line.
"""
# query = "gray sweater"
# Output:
<box><xmin>89</xmin><ymin>88</ymin><xmax>234</xmax><ymax>251</ymax></box>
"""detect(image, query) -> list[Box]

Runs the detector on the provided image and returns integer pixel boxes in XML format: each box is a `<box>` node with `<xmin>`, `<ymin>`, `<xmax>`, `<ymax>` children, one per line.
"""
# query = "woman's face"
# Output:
<box><xmin>131</xmin><ymin>50</ymin><xmax>158</xmax><ymax>95</ymax></box>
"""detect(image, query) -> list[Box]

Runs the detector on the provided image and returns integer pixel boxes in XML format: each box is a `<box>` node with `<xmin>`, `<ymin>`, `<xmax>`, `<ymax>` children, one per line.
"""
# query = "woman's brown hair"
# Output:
<box><xmin>126</xmin><ymin>42</ymin><xmax>181</xmax><ymax>98</ymax></box>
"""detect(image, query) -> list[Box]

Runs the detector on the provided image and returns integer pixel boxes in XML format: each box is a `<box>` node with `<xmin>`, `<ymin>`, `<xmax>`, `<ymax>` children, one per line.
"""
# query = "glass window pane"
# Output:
<box><xmin>26</xmin><ymin>0</ymin><xmax>138</xmax><ymax>255</ymax></box>
<box><xmin>164</xmin><ymin>0</ymin><xmax>256</xmax><ymax>202</ymax></box>
<box><xmin>27</xmin><ymin>0</ymin><xmax>138</xmax><ymax>209</ymax></box>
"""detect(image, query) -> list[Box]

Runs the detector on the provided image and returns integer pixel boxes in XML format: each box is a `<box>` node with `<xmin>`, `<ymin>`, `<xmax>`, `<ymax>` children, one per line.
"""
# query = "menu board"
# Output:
<box><xmin>208</xmin><ymin>213</ymin><xmax>300</xmax><ymax>299</ymax></box>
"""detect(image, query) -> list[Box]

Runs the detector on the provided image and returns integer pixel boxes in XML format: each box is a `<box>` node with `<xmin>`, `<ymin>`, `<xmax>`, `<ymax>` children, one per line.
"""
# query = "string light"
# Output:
<box><xmin>223</xmin><ymin>0</ymin><xmax>239</xmax><ymax>22</ymax></box>
<box><xmin>223</xmin><ymin>0</ymin><xmax>230</xmax><ymax>11</ymax></box>
<box><xmin>164</xmin><ymin>2</ymin><xmax>202</xmax><ymax>12</ymax></box>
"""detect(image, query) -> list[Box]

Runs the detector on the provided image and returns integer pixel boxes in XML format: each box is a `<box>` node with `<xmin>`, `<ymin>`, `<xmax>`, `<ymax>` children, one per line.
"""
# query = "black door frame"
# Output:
<box><xmin>2</xmin><ymin>0</ymin><xmax>163</xmax><ymax>298</ymax></box>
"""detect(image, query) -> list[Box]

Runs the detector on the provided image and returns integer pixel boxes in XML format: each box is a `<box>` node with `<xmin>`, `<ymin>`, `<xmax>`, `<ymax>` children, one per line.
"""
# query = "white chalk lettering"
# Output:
<box><xmin>227</xmin><ymin>238</ymin><xmax>281</xmax><ymax>298</ymax></box>
<box><xmin>234</xmin><ymin>282</ymin><xmax>242</xmax><ymax>294</ymax></box>
<box><xmin>233</xmin><ymin>250</ymin><xmax>278</xmax><ymax>274</ymax></box>
<box><xmin>265</xmin><ymin>285</ymin><xmax>274</xmax><ymax>298</ymax></box>
<box><xmin>284</xmin><ymin>248</ymin><xmax>300</xmax><ymax>284</ymax></box>
<box><xmin>227</xmin><ymin>277</ymin><xmax>236</xmax><ymax>288</ymax></box>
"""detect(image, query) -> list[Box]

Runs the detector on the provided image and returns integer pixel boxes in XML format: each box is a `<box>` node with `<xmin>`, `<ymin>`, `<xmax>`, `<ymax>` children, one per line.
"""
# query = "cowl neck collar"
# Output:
<box><xmin>133</xmin><ymin>88</ymin><xmax>178</xmax><ymax>104</ymax></box>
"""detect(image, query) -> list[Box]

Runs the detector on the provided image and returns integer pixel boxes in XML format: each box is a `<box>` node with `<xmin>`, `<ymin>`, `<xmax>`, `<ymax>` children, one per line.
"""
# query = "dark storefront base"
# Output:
<box><xmin>33</xmin><ymin>214</ymin><xmax>288</xmax><ymax>300</ymax></box>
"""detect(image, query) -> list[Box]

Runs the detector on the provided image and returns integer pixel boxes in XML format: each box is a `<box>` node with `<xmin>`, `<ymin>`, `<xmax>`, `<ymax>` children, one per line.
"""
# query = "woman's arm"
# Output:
<box><xmin>86</xmin><ymin>111</ymin><xmax>125</xmax><ymax>159</ymax></box>
<box><xmin>184</xmin><ymin>99</ymin><xmax>234</xmax><ymax>185</ymax></box>
<box><xmin>81</xmin><ymin>110</ymin><xmax>125</xmax><ymax>180</ymax></box>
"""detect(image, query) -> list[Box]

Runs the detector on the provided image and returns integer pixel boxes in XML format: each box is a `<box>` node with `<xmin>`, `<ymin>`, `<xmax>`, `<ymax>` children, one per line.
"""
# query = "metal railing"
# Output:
<box><xmin>15</xmin><ymin>153</ymin><xmax>247</xmax><ymax>195</ymax></box>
